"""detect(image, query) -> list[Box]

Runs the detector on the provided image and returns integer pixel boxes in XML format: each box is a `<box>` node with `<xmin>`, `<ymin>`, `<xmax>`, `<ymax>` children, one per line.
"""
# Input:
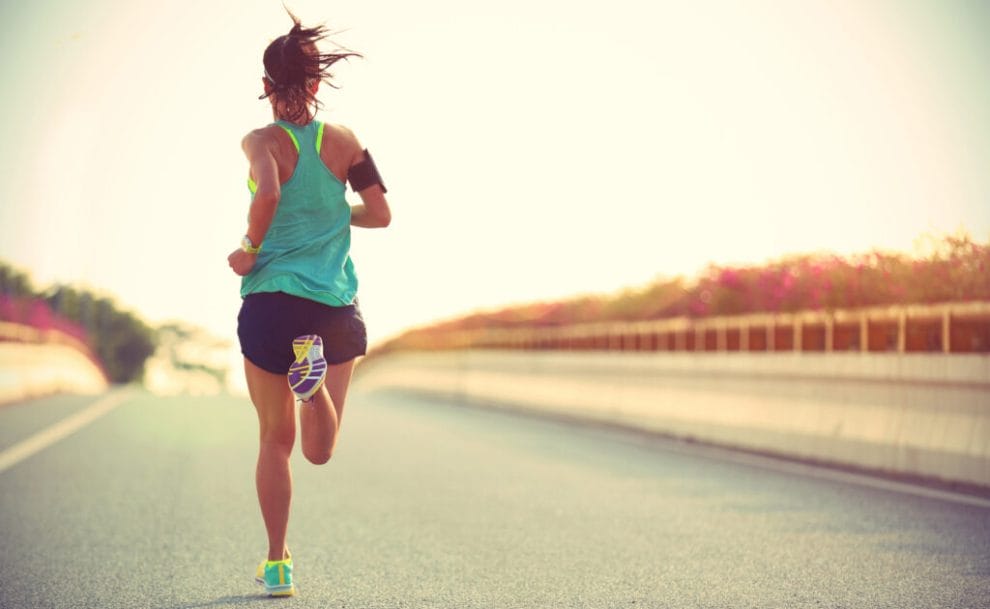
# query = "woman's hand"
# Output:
<box><xmin>228</xmin><ymin>249</ymin><xmax>257</xmax><ymax>276</ymax></box>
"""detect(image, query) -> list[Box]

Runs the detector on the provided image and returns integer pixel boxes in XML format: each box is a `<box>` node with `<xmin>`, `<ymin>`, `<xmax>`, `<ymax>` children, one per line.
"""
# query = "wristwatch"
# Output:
<box><xmin>241</xmin><ymin>235</ymin><xmax>262</xmax><ymax>254</ymax></box>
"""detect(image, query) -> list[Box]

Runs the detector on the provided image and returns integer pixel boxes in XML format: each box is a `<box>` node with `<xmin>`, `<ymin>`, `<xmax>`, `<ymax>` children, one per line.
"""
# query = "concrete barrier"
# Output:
<box><xmin>355</xmin><ymin>350</ymin><xmax>990</xmax><ymax>488</ymax></box>
<box><xmin>0</xmin><ymin>342</ymin><xmax>108</xmax><ymax>405</ymax></box>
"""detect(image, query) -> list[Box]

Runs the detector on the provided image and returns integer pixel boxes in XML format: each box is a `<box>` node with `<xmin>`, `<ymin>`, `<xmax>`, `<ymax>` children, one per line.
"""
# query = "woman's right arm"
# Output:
<box><xmin>242</xmin><ymin>130</ymin><xmax>282</xmax><ymax>246</ymax></box>
<box><xmin>228</xmin><ymin>129</ymin><xmax>281</xmax><ymax>276</ymax></box>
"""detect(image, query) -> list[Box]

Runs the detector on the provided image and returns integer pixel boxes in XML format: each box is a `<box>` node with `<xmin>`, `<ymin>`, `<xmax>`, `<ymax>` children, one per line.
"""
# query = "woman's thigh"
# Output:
<box><xmin>245</xmin><ymin>357</ymin><xmax>296</xmax><ymax>444</ymax></box>
<box><xmin>324</xmin><ymin>359</ymin><xmax>356</xmax><ymax>424</ymax></box>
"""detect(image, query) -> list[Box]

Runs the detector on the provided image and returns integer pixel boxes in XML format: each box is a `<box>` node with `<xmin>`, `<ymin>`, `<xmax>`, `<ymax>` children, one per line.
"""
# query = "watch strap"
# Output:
<box><xmin>241</xmin><ymin>235</ymin><xmax>262</xmax><ymax>254</ymax></box>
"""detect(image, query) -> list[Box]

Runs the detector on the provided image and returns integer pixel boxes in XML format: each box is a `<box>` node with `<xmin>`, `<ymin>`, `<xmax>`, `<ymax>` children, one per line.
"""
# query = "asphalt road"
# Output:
<box><xmin>0</xmin><ymin>386</ymin><xmax>988</xmax><ymax>608</ymax></box>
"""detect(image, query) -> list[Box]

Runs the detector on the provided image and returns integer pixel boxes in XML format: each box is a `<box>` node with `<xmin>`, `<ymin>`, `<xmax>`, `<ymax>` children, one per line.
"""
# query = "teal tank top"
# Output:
<box><xmin>240</xmin><ymin>120</ymin><xmax>358</xmax><ymax>307</ymax></box>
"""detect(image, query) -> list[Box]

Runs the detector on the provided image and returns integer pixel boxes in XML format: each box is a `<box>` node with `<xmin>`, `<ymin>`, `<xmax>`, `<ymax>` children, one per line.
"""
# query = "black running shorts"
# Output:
<box><xmin>237</xmin><ymin>291</ymin><xmax>368</xmax><ymax>374</ymax></box>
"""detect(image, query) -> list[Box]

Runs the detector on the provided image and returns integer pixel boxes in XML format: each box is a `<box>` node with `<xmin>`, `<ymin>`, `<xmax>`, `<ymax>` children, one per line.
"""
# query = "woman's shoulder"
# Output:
<box><xmin>324</xmin><ymin>122</ymin><xmax>360</xmax><ymax>145</ymax></box>
<box><xmin>242</xmin><ymin>124</ymin><xmax>285</xmax><ymax>143</ymax></box>
<box><xmin>323</xmin><ymin>122</ymin><xmax>364</xmax><ymax>163</ymax></box>
<box><xmin>240</xmin><ymin>124</ymin><xmax>286</xmax><ymax>154</ymax></box>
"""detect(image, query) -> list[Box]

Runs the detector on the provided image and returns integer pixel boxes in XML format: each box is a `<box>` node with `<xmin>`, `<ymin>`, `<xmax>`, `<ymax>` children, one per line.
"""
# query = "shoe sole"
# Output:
<box><xmin>257</xmin><ymin>575</ymin><xmax>295</xmax><ymax>596</ymax></box>
<box><xmin>288</xmin><ymin>335</ymin><xmax>327</xmax><ymax>401</ymax></box>
<box><xmin>266</xmin><ymin>585</ymin><xmax>295</xmax><ymax>597</ymax></box>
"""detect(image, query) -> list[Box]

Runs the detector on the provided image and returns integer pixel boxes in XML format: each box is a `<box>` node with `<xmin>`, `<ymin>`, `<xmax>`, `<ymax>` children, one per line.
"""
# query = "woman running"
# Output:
<box><xmin>227</xmin><ymin>11</ymin><xmax>390</xmax><ymax>597</ymax></box>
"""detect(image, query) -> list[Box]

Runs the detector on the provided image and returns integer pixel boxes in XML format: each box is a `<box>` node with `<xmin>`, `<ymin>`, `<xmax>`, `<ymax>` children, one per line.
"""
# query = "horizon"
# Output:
<box><xmin>4</xmin><ymin>228</ymin><xmax>985</xmax><ymax>343</ymax></box>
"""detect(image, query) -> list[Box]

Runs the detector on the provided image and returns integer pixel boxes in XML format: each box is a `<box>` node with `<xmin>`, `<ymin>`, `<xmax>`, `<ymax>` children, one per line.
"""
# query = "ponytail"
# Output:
<box><xmin>260</xmin><ymin>8</ymin><xmax>361</xmax><ymax>122</ymax></box>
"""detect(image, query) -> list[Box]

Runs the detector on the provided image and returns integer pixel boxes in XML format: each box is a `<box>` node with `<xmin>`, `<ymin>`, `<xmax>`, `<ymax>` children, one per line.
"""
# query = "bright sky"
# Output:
<box><xmin>1</xmin><ymin>0</ymin><xmax>988</xmax><ymax>349</ymax></box>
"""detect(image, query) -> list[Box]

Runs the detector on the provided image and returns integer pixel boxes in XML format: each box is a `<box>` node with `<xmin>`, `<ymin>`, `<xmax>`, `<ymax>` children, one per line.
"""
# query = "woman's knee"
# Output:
<box><xmin>303</xmin><ymin>444</ymin><xmax>333</xmax><ymax>465</ymax></box>
<box><xmin>260</xmin><ymin>424</ymin><xmax>296</xmax><ymax>452</ymax></box>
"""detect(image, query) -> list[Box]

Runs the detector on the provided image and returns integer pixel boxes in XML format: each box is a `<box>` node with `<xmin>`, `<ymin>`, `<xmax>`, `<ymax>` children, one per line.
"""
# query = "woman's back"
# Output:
<box><xmin>241</xmin><ymin>120</ymin><xmax>358</xmax><ymax>307</ymax></box>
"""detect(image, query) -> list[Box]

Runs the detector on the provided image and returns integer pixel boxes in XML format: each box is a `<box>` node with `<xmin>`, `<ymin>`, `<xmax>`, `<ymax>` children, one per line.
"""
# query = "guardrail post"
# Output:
<box><xmin>859</xmin><ymin>314</ymin><xmax>868</xmax><ymax>353</ymax></box>
<box><xmin>825</xmin><ymin>315</ymin><xmax>834</xmax><ymax>353</ymax></box>
<box><xmin>897</xmin><ymin>310</ymin><xmax>907</xmax><ymax>353</ymax></box>
<box><xmin>942</xmin><ymin>308</ymin><xmax>951</xmax><ymax>353</ymax></box>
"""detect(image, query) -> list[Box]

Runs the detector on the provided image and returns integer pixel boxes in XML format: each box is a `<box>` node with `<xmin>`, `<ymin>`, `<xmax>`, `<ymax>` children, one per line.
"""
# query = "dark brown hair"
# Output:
<box><xmin>260</xmin><ymin>9</ymin><xmax>361</xmax><ymax>123</ymax></box>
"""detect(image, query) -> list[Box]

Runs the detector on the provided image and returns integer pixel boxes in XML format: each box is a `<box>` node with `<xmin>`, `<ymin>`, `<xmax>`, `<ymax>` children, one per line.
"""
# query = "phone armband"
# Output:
<box><xmin>347</xmin><ymin>149</ymin><xmax>387</xmax><ymax>194</ymax></box>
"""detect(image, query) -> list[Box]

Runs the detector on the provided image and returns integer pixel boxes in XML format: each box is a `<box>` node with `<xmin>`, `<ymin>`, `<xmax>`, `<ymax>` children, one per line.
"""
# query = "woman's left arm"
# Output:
<box><xmin>350</xmin><ymin>182</ymin><xmax>391</xmax><ymax>229</ymax></box>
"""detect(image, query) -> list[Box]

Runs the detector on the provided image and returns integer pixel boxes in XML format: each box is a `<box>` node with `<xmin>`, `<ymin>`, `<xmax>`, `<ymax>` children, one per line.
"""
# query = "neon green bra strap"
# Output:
<box><xmin>277</xmin><ymin>125</ymin><xmax>300</xmax><ymax>152</ymax></box>
<box><xmin>276</xmin><ymin>121</ymin><xmax>323</xmax><ymax>153</ymax></box>
<box><xmin>246</xmin><ymin>122</ymin><xmax>323</xmax><ymax>194</ymax></box>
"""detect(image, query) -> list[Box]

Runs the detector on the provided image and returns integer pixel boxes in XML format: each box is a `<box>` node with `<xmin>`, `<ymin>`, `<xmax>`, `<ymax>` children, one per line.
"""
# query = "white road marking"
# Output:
<box><xmin>0</xmin><ymin>390</ymin><xmax>132</xmax><ymax>474</ymax></box>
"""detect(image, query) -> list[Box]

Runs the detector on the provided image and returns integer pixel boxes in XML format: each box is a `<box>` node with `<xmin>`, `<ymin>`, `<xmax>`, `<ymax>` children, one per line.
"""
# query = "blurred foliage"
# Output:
<box><xmin>0</xmin><ymin>263</ymin><xmax>33</xmax><ymax>298</ymax></box>
<box><xmin>378</xmin><ymin>233</ymin><xmax>989</xmax><ymax>353</ymax></box>
<box><xmin>0</xmin><ymin>261</ymin><xmax>157</xmax><ymax>383</ymax></box>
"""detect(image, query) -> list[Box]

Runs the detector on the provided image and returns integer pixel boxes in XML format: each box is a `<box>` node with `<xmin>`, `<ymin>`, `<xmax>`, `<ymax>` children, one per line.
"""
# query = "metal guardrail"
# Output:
<box><xmin>401</xmin><ymin>301</ymin><xmax>990</xmax><ymax>354</ymax></box>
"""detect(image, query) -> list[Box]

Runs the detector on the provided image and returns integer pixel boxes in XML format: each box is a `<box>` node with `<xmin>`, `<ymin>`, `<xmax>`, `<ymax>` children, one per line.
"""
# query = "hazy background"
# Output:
<box><xmin>1</xmin><ymin>0</ymin><xmax>988</xmax><ymax>354</ymax></box>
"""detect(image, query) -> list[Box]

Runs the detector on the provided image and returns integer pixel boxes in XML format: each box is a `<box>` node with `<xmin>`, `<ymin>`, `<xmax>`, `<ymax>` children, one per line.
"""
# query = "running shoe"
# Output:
<box><xmin>288</xmin><ymin>334</ymin><xmax>327</xmax><ymax>402</ymax></box>
<box><xmin>255</xmin><ymin>549</ymin><xmax>291</xmax><ymax>585</ymax></box>
<box><xmin>256</xmin><ymin>557</ymin><xmax>295</xmax><ymax>597</ymax></box>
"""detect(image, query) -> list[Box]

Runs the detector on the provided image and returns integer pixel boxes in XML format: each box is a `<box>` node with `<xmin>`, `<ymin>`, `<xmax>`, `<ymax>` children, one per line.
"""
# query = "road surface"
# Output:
<box><xmin>1</xmin><ymin>386</ymin><xmax>988</xmax><ymax>608</ymax></box>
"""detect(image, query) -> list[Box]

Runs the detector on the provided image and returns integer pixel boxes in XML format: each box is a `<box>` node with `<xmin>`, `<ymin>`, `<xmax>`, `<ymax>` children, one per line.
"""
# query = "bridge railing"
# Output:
<box><xmin>399</xmin><ymin>301</ymin><xmax>990</xmax><ymax>355</ymax></box>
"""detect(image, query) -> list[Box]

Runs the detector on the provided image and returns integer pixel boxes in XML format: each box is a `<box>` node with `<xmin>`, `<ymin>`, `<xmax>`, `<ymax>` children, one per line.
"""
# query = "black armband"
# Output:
<box><xmin>347</xmin><ymin>149</ymin><xmax>387</xmax><ymax>193</ymax></box>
